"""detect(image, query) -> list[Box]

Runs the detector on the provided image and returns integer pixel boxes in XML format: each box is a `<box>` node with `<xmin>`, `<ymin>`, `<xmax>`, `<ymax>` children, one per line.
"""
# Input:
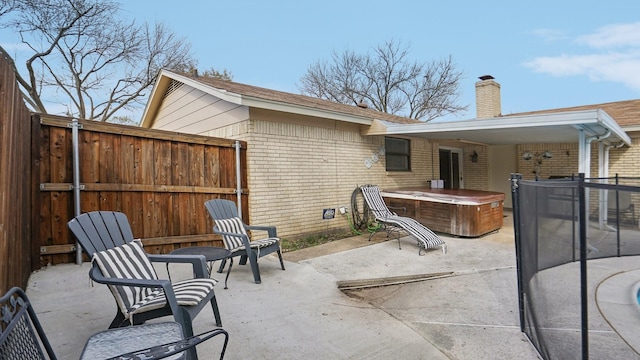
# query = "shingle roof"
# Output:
<box><xmin>508</xmin><ymin>99</ymin><xmax>640</xmax><ymax>127</ymax></box>
<box><xmin>178</xmin><ymin>73</ymin><xmax>421</xmax><ymax>125</ymax></box>
<box><xmin>167</xmin><ymin>71</ymin><xmax>640</xmax><ymax>128</ymax></box>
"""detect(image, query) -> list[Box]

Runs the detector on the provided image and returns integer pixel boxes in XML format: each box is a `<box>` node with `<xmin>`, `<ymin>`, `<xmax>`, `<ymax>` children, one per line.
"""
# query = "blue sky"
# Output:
<box><xmin>4</xmin><ymin>0</ymin><xmax>640</xmax><ymax>121</ymax></box>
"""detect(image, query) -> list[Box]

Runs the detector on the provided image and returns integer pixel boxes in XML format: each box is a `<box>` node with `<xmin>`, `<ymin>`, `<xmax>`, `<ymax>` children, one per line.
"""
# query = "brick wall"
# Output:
<box><xmin>206</xmin><ymin>118</ymin><xmax>438</xmax><ymax>239</ymax></box>
<box><xmin>462</xmin><ymin>146</ymin><xmax>488</xmax><ymax>190</ymax></box>
<box><xmin>514</xmin><ymin>138</ymin><xmax>640</xmax><ymax>221</ymax></box>
<box><xmin>609</xmin><ymin>133</ymin><xmax>640</xmax><ymax>179</ymax></box>
<box><xmin>516</xmin><ymin>143</ymin><xmax>580</xmax><ymax>180</ymax></box>
<box><xmin>606</xmin><ymin>133</ymin><xmax>640</xmax><ymax>221</ymax></box>
<box><xmin>475</xmin><ymin>78</ymin><xmax>501</xmax><ymax>118</ymax></box>
<box><xmin>190</xmin><ymin>108</ymin><xmax>640</xmax><ymax>239</ymax></box>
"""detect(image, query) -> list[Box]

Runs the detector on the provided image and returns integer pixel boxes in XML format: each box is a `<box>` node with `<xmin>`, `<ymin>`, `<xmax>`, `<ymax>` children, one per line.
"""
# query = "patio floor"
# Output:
<box><xmin>25</xmin><ymin>212</ymin><xmax>640</xmax><ymax>359</ymax></box>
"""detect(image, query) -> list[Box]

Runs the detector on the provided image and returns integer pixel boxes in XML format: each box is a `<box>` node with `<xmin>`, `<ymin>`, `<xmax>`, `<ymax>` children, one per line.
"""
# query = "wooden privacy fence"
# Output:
<box><xmin>0</xmin><ymin>51</ymin><xmax>33</xmax><ymax>294</ymax></box>
<box><xmin>36</xmin><ymin>114</ymin><xmax>248</xmax><ymax>266</ymax></box>
<box><xmin>0</xmin><ymin>52</ymin><xmax>248</xmax><ymax>293</ymax></box>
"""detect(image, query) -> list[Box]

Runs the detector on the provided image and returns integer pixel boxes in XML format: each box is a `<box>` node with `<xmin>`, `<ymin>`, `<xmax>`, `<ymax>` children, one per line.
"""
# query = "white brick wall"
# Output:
<box><xmin>516</xmin><ymin>143</ymin><xmax>580</xmax><ymax>180</ymax></box>
<box><xmin>209</xmin><ymin>118</ymin><xmax>437</xmax><ymax>239</ymax></box>
<box><xmin>609</xmin><ymin>134</ymin><xmax>640</xmax><ymax>178</ymax></box>
<box><xmin>210</xmin><ymin>120</ymin><xmax>640</xmax><ymax>238</ymax></box>
<box><xmin>463</xmin><ymin>146</ymin><xmax>488</xmax><ymax>190</ymax></box>
<box><xmin>475</xmin><ymin>79</ymin><xmax>501</xmax><ymax>119</ymax></box>
<box><xmin>514</xmin><ymin>139</ymin><xmax>640</xmax><ymax>218</ymax></box>
<box><xmin>156</xmin><ymin>89</ymin><xmax>640</xmax><ymax>240</ymax></box>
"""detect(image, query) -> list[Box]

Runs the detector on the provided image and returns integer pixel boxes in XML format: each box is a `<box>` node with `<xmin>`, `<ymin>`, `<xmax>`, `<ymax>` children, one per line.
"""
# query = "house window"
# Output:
<box><xmin>385</xmin><ymin>137</ymin><xmax>411</xmax><ymax>171</ymax></box>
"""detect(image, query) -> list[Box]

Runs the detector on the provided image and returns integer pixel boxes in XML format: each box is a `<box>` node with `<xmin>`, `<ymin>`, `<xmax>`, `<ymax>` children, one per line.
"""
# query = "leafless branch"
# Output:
<box><xmin>298</xmin><ymin>39</ymin><xmax>468</xmax><ymax>121</ymax></box>
<box><xmin>1</xmin><ymin>0</ymin><xmax>195</xmax><ymax>121</ymax></box>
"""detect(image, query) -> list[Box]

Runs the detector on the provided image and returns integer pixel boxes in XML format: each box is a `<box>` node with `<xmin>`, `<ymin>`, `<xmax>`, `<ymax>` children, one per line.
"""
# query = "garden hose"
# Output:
<box><xmin>367</xmin><ymin>222</ymin><xmax>381</xmax><ymax>233</ymax></box>
<box><xmin>350</xmin><ymin>185</ymin><xmax>382</xmax><ymax>234</ymax></box>
<box><xmin>350</xmin><ymin>186</ymin><xmax>369</xmax><ymax>231</ymax></box>
<box><xmin>344</xmin><ymin>212</ymin><xmax>363</xmax><ymax>236</ymax></box>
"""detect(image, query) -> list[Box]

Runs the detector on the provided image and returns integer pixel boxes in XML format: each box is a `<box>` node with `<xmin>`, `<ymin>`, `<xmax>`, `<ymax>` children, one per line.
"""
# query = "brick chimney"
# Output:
<box><xmin>475</xmin><ymin>75</ymin><xmax>501</xmax><ymax>119</ymax></box>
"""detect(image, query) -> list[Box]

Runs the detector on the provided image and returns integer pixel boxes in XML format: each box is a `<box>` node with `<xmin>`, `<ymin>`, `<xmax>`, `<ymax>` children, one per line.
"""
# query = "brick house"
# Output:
<box><xmin>140</xmin><ymin>70</ymin><xmax>636</xmax><ymax>239</ymax></box>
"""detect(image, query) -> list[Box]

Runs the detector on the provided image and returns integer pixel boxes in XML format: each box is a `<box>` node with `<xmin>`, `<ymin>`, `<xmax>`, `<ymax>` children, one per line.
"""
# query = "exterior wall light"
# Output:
<box><xmin>522</xmin><ymin>151</ymin><xmax>553</xmax><ymax>179</ymax></box>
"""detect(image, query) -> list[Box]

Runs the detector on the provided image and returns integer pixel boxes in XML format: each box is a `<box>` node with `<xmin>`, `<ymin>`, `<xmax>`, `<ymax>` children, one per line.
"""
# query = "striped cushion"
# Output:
<box><xmin>361</xmin><ymin>185</ymin><xmax>395</xmax><ymax>218</ymax></box>
<box><xmin>383</xmin><ymin>215</ymin><xmax>445</xmax><ymax>250</ymax></box>
<box><xmin>93</xmin><ymin>241</ymin><xmax>218</xmax><ymax>321</ymax></box>
<box><xmin>214</xmin><ymin>217</ymin><xmax>248</xmax><ymax>250</ymax></box>
<box><xmin>361</xmin><ymin>185</ymin><xmax>445</xmax><ymax>251</ymax></box>
<box><xmin>92</xmin><ymin>240</ymin><xmax>159</xmax><ymax>318</ymax></box>
<box><xmin>130</xmin><ymin>278</ymin><xmax>217</xmax><ymax>317</ymax></box>
<box><xmin>228</xmin><ymin>238</ymin><xmax>279</xmax><ymax>254</ymax></box>
<box><xmin>214</xmin><ymin>217</ymin><xmax>281</xmax><ymax>253</ymax></box>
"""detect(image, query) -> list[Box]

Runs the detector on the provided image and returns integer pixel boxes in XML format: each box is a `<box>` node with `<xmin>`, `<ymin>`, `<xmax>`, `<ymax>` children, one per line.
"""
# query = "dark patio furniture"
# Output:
<box><xmin>0</xmin><ymin>287</ymin><xmax>228</xmax><ymax>360</ymax></box>
<box><xmin>360</xmin><ymin>185</ymin><xmax>447</xmax><ymax>255</ymax></box>
<box><xmin>67</xmin><ymin>211</ymin><xmax>223</xmax><ymax>342</ymax></box>
<box><xmin>205</xmin><ymin>199</ymin><xmax>285</xmax><ymax>284</ymax></box>
<box><xmin>169</xmin><ymin>246</ymin><xmax>233</xmax><ymax>289</ymax></box>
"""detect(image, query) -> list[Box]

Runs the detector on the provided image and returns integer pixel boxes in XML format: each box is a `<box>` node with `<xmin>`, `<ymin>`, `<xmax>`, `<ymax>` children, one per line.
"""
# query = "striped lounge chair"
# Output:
<box><xmin>360</xmin><ymin>185</ymin><xmax>447</xmax><ymax>255</ymax></box>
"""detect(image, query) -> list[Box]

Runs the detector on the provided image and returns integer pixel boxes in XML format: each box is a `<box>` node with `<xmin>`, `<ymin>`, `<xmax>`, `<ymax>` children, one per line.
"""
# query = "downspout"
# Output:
<box><xmin>586</xmin><ymin>130</ymin><xmax>610</xmax><ymax>230</ymax></box>
<box><xmin>582</xmin><ymin>130</ymin><xmax>610</xmax><ymax>236</ymax></box>
<box><xmin>70</xmin><ymin>118</ymin><xmax>83</xmax><ymax>264</ymax></box>
<box><xmin>598</xmin><ymin>142</ymin><xmax>607</xmax><ymax>229</ymax></box>
<box><xmin>234</xmin><ymin>141</ymin><xmax>243</xmax><ymax>220</ymax></box>
<box><xmin>602</xmin><ymin>142</ymin><xmax>625</xmax><ymax>230</ymax></box>
<box><xmin>582</xmin><ymin>129</ymin><xmax>611</xmax><ymax>177</ymax></box>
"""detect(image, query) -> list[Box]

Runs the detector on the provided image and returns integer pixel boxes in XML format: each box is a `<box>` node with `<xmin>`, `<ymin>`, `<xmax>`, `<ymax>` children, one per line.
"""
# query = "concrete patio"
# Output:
<box><xmin>25</xmin><ymin>212</ymin><xmax>640</xmax><ymax>359</ymax></box>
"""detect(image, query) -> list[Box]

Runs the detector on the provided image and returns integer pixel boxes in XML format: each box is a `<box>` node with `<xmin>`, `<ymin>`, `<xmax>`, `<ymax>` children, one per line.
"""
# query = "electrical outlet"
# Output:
<box><xmin>339</xmin><ymin>206</ymin><xmax>347</xmax><ymax>214</ymax></box>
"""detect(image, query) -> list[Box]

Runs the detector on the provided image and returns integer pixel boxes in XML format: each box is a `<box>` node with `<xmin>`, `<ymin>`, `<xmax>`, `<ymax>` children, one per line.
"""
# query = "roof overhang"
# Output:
<box><xmin>141</xmin><ymin>69</ymin><xmax>632</xmax><ymax>147</ymax></box>
<box><xmin>140</xmin><ymin>70</ymin><xmax>375</xmax><ymax>128</ymax></box>
<box><xmin>364</xmin><ymin>110</ymin><xmax>631</xmax><ymax>146</ymax></box>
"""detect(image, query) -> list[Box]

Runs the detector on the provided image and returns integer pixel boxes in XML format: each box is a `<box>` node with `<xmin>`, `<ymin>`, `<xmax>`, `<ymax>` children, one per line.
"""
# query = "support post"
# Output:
<box><xmin>510</xmin><ymin>173</ymin><xmax>525</xmax><ymax>332</ymax></box>
<box><xmin>70</xmin><ymin>119</ymin><xmax>83</xmax><ymax>264</ymax></box>
<box><xmin>234</xmin><ymin>141</ymin><xmax>243</xmax><ymax>220</ymax></box>
<box><xmin>578</xmin><ymin>173</ymin><xmax>589</xmax><ymax>359</ymax></box>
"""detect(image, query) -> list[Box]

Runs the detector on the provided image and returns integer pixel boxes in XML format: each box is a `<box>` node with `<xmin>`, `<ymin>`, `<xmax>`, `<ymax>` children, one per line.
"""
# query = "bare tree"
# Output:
<box><xmin>298</xmin><ymin>40</ymin><xmax>467</xmax><ymax>121</ymax></box>
<box><xmin>200</xmin><ymin>67</ymin><xmax>233</xmax><ymax>81</ymax></box>
<box><xmin>0</xmin><ymin>0</ymin><xmax>18</xmax><ymax>17</ymax></box>
<box><xmin>1</xmin><ymin>0</ymin><xmax>196</xmax><ymax>121</ymax></box>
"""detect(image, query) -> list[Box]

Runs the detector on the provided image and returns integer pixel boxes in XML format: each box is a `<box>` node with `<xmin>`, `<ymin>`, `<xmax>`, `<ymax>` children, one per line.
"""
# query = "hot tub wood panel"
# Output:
<box><xmin>382</xmin><ymin>189</ymin><xmax>505</xmax><ymax>237</ymax></box>
<box><xmin>418</xmin><ymin>201</ymin><xmax>453</xmax><ymax>234</ymax></box>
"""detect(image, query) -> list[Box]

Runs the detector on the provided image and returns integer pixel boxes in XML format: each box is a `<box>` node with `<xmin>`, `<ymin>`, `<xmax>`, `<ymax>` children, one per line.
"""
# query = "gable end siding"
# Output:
<box><xmin>153</xmin><ymin>86</ymin><xmax>249</xmax><ymax>133</ymax></box>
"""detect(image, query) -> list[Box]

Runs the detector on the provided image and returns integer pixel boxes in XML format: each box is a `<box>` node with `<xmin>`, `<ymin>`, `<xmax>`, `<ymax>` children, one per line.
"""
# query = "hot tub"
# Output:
<box><xmin>380</xmin><ymin>188</ymin><xmax>505</xmax><ymax>237</ymax></box>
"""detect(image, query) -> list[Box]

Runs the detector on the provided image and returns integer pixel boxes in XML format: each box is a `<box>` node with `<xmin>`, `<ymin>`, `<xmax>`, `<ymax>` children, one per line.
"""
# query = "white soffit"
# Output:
<box><xmin>375</xmin><ymin>110</ymin><xmax>631</xmax><ymax>146</ymax></box>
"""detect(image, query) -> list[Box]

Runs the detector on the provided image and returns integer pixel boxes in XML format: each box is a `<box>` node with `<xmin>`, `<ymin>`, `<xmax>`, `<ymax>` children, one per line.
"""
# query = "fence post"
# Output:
<box><xmin>510</xmin><ymin>173</ymin><xmax>525</xmax><ymax>332</ymax></box>
<box><xmin>70</xmin><ymin>118</ymin><xmax>83</xmax><ymax>264</ymax></box>
<box><xmin>578</xmin><ymin>173</ymin><xmax>589</xmax><ymax>360</ymax></box>
<box><xmin>234</xmin><ymin>140</ymin><xmax>243</xmax><ymax>220</ymax></box>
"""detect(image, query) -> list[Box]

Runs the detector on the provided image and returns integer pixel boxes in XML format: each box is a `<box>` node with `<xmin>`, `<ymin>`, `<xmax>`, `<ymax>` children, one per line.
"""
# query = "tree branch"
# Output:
<box><xmin>299</xmin><ymin>39</ymin><xmax>467</xmax><ymax>121</ymax></box>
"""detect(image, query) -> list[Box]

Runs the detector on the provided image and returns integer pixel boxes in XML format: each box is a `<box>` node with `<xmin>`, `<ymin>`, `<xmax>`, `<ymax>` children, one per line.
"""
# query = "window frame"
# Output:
<box><xmin>384</xmin><ymin>137</ymin><xmax>411</xmax><ymax>172</ymax></box>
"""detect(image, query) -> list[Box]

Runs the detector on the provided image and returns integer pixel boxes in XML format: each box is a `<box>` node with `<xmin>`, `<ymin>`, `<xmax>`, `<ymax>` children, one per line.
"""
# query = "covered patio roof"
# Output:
<box><xmin>364</xmin><ymin>108</ymin><xmax>632</xmax><ymax>190</ymax></box>
<box><xmin>364</xmin><ymin>109</ymin><xmax>631</xmax><ymax>146</ymax></box>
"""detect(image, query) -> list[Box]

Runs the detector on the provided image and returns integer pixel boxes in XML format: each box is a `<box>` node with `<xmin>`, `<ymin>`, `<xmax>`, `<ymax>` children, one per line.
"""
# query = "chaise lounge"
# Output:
<box><xmin>360</xmin><ymin>185</ymin><xmax>447</xmax><ymax>255</ymax></box>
